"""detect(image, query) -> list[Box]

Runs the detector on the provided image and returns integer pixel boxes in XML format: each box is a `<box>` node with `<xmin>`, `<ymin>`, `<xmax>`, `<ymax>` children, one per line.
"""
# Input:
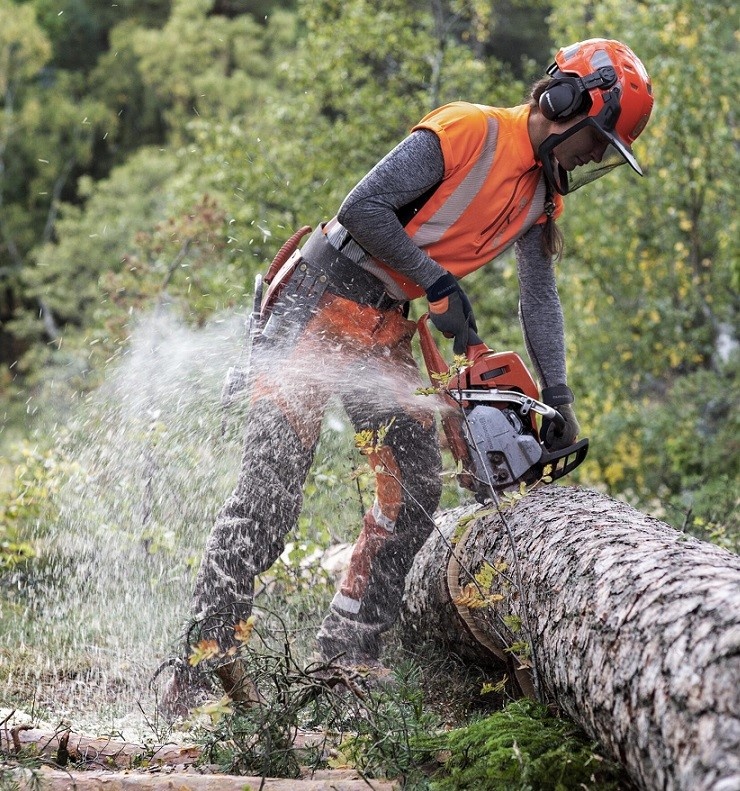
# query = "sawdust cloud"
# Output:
<box><xmin>3</xmin><ymin>307</ymin><xmax>445</xmax><ymax>738</ymax></box>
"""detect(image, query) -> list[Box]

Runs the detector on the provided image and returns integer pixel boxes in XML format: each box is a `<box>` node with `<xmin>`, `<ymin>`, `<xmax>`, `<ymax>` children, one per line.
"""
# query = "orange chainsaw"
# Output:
<box><xmin>418</xmin><ymin>314</ymin><xmax>588</xmax><ymax>500</ymax></box>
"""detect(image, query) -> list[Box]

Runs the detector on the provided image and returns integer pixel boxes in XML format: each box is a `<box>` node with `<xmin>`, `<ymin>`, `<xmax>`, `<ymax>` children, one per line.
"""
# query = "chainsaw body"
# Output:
<box><xmin>417</xmin><ymin>315</ymin><xmax>588</xmax><ymax>499</ymax></box>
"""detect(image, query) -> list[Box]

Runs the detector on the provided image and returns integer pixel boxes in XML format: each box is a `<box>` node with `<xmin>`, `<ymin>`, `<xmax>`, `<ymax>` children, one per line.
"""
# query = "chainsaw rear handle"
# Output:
<box><xmin>419</xmin><ymin>311</ymin><xmax>566</xmax><ymax>434</ymax></box>
<box><xmin>543</xmin><ymin>406</ymin><xmax>566</xmax><ymax>432</ymax></box>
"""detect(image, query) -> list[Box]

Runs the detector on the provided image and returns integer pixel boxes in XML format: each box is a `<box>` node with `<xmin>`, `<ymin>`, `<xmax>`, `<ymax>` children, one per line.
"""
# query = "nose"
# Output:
<box><xmin>591</xmin><ymin>140</ymin><xmax>609</xmax><ymax>164</ymax></box>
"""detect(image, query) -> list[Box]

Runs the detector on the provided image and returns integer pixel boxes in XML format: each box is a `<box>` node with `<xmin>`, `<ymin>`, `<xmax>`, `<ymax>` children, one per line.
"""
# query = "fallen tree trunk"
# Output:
<box><xmin>0</xmin><ymin>726</ymin><xmax>201</xmax><ymax>769</ymax></box>
<box><xmin>399</xmin><ymin>485</ymin><xmax>740</xmax><ymax>791</ymax></box>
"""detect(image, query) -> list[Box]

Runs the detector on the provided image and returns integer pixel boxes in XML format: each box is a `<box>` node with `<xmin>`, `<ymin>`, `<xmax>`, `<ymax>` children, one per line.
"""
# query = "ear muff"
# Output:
<box><xmin>539</xmin><ymin>65</ymin><xmax>618</xmax><ymax>122</ymax></box>
<box><xmin>538</xmin><ymin>77</ymin><xmax>586</xmax><ymax>121</ymax></box>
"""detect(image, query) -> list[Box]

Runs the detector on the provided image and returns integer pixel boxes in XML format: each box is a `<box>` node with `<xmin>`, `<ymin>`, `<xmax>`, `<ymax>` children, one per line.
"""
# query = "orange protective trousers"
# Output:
<box><xmin>191</xmin><ymin>289</ymin><xmax>442</xmax><ymax>661</ymax></box>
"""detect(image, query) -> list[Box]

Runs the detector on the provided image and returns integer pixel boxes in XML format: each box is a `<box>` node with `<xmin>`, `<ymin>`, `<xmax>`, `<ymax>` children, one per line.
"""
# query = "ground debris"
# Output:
<box><xmin>2</xmin><ymin>727</ymin><xmax>398</xmax><ymax>789</ymax></box>
<box><xmin>1</xmin><ymin>727</ymin><xmax>339</xmax><ymax>770</ymax></box>
<box><xmin>8</xmin><ymin>765</ymin><xmax>398</xmax><ymax>790</ymax></box>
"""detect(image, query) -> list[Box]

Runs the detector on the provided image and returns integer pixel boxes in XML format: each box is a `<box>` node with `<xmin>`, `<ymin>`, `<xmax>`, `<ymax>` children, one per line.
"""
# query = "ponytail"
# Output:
<box><xmin>542</xmin><ymin>182</ymin><xmax>564</xmax><ymax>261</ymax></box>
<box><xmin>529</xmin><ymin>77</ymin><xmax>565</xmax><ymax>261</ymax></box>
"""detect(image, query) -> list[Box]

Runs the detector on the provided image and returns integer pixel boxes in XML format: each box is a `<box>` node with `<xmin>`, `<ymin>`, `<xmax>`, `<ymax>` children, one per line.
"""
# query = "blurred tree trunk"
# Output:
<box><xmin>399</xmin><ymin>486</ymin><xmax>740</xmax><ymax>791</ymax></box>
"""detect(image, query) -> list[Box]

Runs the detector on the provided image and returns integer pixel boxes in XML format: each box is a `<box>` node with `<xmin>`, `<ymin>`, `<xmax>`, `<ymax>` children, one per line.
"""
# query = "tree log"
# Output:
<box><xmin>399</xmin><ymin>486</ymin><xmax>740</xmax><ymax>791</ymax></box>
<box><xmin>8</xmin><ymin>767</ymin><xmax>397</xmax><ymax>791</ymax></box>
<box><xmin>1</xmin><ymin>728</ymin><xmax>397</xmax><ymax>790</ymax></box>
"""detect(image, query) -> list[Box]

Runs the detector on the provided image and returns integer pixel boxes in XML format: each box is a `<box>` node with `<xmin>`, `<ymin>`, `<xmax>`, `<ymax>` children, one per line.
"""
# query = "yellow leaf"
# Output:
<box><xmin>188</xmin><ymin>639</ymin><xmax>221</xmax><ymax>667</ymax></box>
<box><xmin>480</xmin><ymin>676</ymin><xmax>508</xmax><ymax>695</ymax></box>
<box><xmin>234</xmin><ymin>615</ymin><xmax>257</xmax><ymax>643</ymax></box>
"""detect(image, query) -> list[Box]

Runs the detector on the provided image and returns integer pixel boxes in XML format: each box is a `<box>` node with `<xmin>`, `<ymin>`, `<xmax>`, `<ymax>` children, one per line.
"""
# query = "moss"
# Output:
<box><xmin>430</xmin><ymin>699</ymin><xmax>626</xmax><ymax>791</ymax></box>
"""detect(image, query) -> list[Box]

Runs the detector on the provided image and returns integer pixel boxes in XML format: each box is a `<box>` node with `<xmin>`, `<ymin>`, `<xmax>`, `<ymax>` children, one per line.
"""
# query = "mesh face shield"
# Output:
<box><xmin>539</xmin><ymin>111</ymin><xmax>640</xmax><ymax>195</ymax></box>
<box><xmin>556</xmin><ymin>144</ymin><xmax>627</xmax><ymax>193</ymax></box>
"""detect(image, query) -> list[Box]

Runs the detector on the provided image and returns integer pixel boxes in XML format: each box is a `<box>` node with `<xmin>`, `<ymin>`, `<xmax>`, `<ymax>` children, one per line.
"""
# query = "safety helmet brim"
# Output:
<box><xmin>600</xmin><ymin>125</ymin><xmax>642</xmax><ymax>176</ymax></box>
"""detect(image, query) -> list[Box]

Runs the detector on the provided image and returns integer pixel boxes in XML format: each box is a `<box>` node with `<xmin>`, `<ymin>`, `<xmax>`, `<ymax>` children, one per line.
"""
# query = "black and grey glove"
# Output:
<box><xmin>426</xmin><ymin>273</ymin><xmax>480</xmax><ymax>355</ymax></box>
<box><xmin>541</xmin><ymin>385</ymin><xmax>581</xmax><ymax>451</ymax></box>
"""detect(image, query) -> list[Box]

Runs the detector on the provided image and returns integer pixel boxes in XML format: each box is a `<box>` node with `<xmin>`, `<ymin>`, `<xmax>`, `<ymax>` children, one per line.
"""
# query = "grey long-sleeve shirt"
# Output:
<box><xmin>328</xmin><ymin>129</ymin><xmax>567</xmax><ymax>389</ymax></box>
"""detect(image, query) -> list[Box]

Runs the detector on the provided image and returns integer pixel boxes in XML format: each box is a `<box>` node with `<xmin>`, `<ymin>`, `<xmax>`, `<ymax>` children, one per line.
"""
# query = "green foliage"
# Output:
<box><xmin>87</xmin><ymin>20</ymin><xmax>167</xmax><ymax>155</ymax></box>
<box><xmin>543</xmin><ymin>0</ymin><xmax>738</xmax><ymax>534</ymax></box>
<box><xmin>130</xmin><ymin>0</ymin><xmax>281</xmax><ymax>133</ymax></box>
<box><xmin>0</xmin><ymin>0</ymin><xmax>115</xmax><ymax>382</ymax></box>
<box><xmin>0</xmin><ymin>761</ymin><xmax>45</xmax><ymax>791</ymax></box>
<box><xmin>191</xmin><ymin>631</ymin><xmax>442</xmax><ymax>787</ymax></box>
<box><xmin>330</xmin><ymin>665</ymin><xmax>442</xmax><ymax>788</ymax></box>
<box><xmin>192</xmin><ymin>645</ymin><xmax>627</xmax><ymax>791</ymax></box>
<box><xmin>32</xmin><ymin>0</ymin><xmax>105</xmax><ymax>71</ymax></box>
<box><xmin>430</xmin><ymin>699</ymin><xmax>625</xmax><ymax>791</ymax></box>
<box><xmin>0</xmin><ymin>441</ymin><xmax>76</xmax><ymax>573</ymax></box>
<box><xmin>590</xmin><ymin>361</ymin><xmax>739</xmax><ymax>548</ymax></box>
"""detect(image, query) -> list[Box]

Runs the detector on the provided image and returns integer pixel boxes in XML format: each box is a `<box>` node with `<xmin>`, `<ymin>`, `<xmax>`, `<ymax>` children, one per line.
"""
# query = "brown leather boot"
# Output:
<box><xmin>214</xmin><ymin>658</ymin><xmax>264</xmax><ymax>706</ymax></box>
<box><xmin>156</xmin><ymin>658</ymin><xmax>212</xmax><ymax>721</ymax></box>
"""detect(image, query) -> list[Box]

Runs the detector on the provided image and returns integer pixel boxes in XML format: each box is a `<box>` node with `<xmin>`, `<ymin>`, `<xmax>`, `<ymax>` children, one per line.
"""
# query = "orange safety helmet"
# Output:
<box><xmin>537</xmin><ymin>38</ymin><xmax>654</xmax><ymax>195</ymax></box>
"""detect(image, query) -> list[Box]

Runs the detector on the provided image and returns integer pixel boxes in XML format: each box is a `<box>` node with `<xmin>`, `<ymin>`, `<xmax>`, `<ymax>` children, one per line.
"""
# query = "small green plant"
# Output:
<box><xmin>328</xmin><ymin>663</ymin><xmax>442</xmax><ymax>788</ymax></box>
<box><xmin>187</xmin><ymin>614</ymin><xmax>443</xmax><ymax>785</ymax></box>
<box><xmin>186</xmin><ymin>612</ymin><xmax>444</xmax><ymax>784</ymax></box>
<box><xmin>0</xmin><ymin>752</ymin><xmax>46</xmax><ymax>791</ymax></box>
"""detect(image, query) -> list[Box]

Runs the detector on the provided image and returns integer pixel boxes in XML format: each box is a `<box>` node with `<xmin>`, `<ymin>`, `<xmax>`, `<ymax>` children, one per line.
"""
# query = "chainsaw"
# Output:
<box><xmin>417</xmin><ymin>314</ymin><xmax>588</xmax><ymax>500</ymax></box>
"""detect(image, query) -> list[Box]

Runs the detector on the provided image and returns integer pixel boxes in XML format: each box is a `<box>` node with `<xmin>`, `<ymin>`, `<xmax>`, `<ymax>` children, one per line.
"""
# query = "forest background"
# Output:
<box><xmin>0</xmin><ymin>0</ymin><xmax>738</xmax><ymax>741</ymax></box>
<box><xmin>2</xmin><ymin>0</ymin><xmax>737</xmax><ymax>544</ymax></box>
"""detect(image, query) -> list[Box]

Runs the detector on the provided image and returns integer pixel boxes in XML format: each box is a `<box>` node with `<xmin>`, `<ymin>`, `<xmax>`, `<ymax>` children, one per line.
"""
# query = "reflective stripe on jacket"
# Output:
<box><xmin>378</xmin><ymin>102</ymin><xmax>564</xmax><ymax>298</ymax></box>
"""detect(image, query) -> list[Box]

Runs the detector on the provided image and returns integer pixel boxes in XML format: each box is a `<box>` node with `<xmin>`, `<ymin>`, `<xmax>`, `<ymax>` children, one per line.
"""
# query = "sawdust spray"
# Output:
<box><xmin>2</xmin><ymin>305</ymin><xmax>445</xmax><ymax>738</ymax></box>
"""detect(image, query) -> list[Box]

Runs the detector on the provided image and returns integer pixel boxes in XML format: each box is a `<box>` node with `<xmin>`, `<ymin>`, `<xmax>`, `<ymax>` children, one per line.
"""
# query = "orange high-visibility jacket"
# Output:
<box><xmin>379</xmin><ymin>101</ymin><xmax>564</xmax><ymax>298</ymax></box>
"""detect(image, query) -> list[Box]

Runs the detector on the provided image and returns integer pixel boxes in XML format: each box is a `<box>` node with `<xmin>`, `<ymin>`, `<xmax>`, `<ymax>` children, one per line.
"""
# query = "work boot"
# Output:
<box><xmin>155</xmin><ymin>658</ymin><xmax>213</xmax><ymax>721</ymax></box>
<box><xmin>214</xmin><ymin>657</ymin><xmax>264</xmax><ymax>706</ymax></box>
<box><xmin>310</xmin><ymin>652</ymin><xmax>395</xmax><ymax>693</ymax></box>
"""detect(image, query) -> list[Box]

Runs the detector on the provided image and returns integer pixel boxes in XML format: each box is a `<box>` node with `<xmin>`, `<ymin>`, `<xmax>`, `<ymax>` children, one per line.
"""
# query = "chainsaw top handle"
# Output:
<box><xmin>418</xmin><ymin>312</ymin><xmax>488</xmax><ymax>361</ymax></box>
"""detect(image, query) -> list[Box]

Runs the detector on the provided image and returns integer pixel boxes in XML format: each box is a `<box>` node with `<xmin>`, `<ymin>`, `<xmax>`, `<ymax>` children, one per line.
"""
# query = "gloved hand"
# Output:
<box><xmin>425</xmin><ymin>273</ymin><xmax>478</xmax><ymax>355</ymax></box>
<box><xmin>540</xmin><ymin>385</ymin><xmax>581</xmax><ymax>451</ymax></box>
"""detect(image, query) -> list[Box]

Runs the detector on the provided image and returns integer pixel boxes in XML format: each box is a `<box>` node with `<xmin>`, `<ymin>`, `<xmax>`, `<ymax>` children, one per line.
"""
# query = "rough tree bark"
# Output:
<box><xmin>399</xmin><ymin>485</ymin><xmax>740</xmax><ymax>791</ymax></box>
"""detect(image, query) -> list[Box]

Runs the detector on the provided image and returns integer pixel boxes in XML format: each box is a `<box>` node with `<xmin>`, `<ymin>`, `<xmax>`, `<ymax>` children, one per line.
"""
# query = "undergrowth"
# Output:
<box><xmin>184</xmin><ymin>617</ymin><xmax>628</xmax><ymax>790</ymax></box>
<box><xmin>428</xmin><ymin>698</ymin><xmax>627</xmax><ymax>791</ymax></box>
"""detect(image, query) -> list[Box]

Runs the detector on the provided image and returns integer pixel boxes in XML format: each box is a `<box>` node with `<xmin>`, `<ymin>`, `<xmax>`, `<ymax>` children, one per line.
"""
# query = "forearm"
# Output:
<box><xmin>515</xmin><ymin>225</ymin><xmax>568</xmax><ymax>389</ymax></box>
<box><xmin>337</xmin><ymin>129</ymin><xmax>447</xmax><ymax>291</ymax></box>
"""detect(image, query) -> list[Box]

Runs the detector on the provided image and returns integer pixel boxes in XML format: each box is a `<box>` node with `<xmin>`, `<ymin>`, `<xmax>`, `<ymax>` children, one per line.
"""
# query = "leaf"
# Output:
<box><xmin>505</xmin><ymin>640</ymin><xmax>531</xmax><ymax>659</ymax></box>
<box><xmin>503</xmin><ymin>614</ymin><xmax>523</xmax><ymax>633</ymax></box>
<box><xmin>453</xmin><ymin>582</ymin><xmax>486</xmax><ymax>609</ymax></box>
<box><xmin>193</xmin><ymin>695</ymin><xmax>234</xmax><ymax>724</ymax></box>
<box><xmin>453</xmin><ymin>582</ymin><xmax>503</xmax><ymax>609</ymax></box>
<box><xmin>234</xmin><ymin>615</ymin><xmax>257</xmax><ymax>643</ymax></box>
<box><xmin>480</xmin><ymin>675</ymin><xmax>508</xmax><ymax>695</ymax></box>
<box><xmin>188</xmin><ymin>639</ymin><xmax>221</xmax><ymax>667</ymax></box>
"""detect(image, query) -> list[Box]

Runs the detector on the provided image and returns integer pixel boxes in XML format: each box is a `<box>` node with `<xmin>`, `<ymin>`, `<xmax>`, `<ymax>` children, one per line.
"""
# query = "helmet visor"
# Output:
<box><xmin>597</xmin><ymin>123</ymin><xmax>643</xmax><ymax>175</ymax></box>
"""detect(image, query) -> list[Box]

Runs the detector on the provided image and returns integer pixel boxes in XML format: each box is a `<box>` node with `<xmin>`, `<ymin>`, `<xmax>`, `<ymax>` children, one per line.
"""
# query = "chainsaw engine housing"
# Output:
<box><xmin>464</xmin><ymin>405</ymin><xmax>543</xmax><ymax>489</ymax></box>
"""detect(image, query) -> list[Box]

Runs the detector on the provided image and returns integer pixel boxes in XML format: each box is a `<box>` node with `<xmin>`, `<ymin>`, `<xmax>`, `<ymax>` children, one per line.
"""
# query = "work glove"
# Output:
<box><xmin>540</xmin><ymin>384</ymin><xmax>581</xmax><ymax>451</ymax></box>
<box><xmin>425</xmin><ymin>273</ymin><xmax>478</xmax><ymax>356</ymax></box>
